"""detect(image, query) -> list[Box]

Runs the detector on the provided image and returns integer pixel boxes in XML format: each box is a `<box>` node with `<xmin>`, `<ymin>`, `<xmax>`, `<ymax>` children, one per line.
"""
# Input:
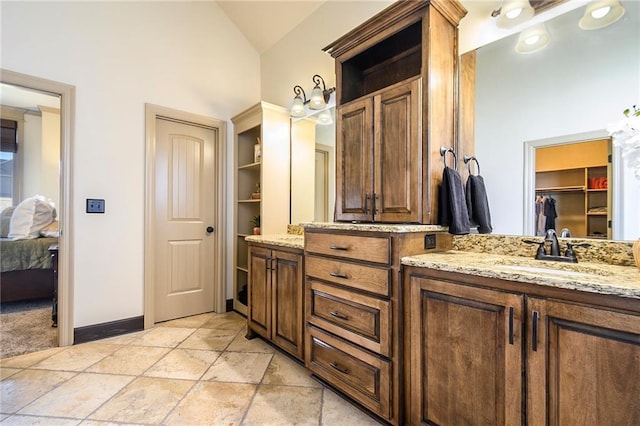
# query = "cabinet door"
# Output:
<box><xmin>247</xmin><ymin>245</ymin><xmax>271</xmax><ymax>339</ymax></box>
<box><xmin>271</xmin><ymin>250</ymin><xmax>304</xmax><ymax>360</ymax></box>
<box><xmin>374</xmin><ymin>79</ymin><xmax>420</xmax><ymax>223</ymax></box>
<box><xmin>407</xmin><ymin>275</ymin><xmax>523</xmax><ymax>425</ymax></box>
<box><xmin>335</xmin><ymin>98</ymin><xmax>374</xmax><ymax>222</ymax></box>
<box><xmin>527</xmin><ymin>298</ymin><xmax>640</xmax><ymax>426</ymax></box>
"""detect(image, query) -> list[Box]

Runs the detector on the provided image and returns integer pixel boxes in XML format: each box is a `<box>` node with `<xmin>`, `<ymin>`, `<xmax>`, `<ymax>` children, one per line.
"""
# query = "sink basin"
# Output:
<box><xmin>494</xmin><ymin>264</ymin><xmax>608</xmax><ymax>279</ymax></box>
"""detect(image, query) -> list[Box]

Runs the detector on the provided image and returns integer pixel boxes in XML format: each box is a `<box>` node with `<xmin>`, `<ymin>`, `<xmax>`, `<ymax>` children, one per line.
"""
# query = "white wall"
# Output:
<box><xmin>475</xmin><ymin>3</ymin><xmax>640</xmax><ymax>240</ymax></box>
<box><xmin>22</xmin><ymin>109</ymin><xmax>60</xmax><ymax>210</ymax></box>
<box><xmin>261</xmin><ymin>1</ymin><xmax>393</xmax><ymax>108</ymax></box>
<box><xmin>1</xmin><ymin>1</ymin><xmax>260</xmax><ymax>327</ymax></box>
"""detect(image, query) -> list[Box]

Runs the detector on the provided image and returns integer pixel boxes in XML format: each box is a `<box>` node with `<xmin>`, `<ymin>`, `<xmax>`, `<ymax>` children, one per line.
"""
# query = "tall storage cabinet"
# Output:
<box><xmin>232</xmin><ymin>102</ymin><xmax>290</xmax><ymax>314</ymax></box>
<box><xmin>324</xmin><ymin>0</ymin><xmax>467</xmax><ymax>224</ymax></box>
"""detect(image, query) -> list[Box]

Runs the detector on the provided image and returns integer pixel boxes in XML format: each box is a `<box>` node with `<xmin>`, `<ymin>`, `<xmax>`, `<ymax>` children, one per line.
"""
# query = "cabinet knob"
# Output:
<box><xmin>206</xmin><ymin>226</ymin><xmax>214</xmax><ymax>233</ymax></box>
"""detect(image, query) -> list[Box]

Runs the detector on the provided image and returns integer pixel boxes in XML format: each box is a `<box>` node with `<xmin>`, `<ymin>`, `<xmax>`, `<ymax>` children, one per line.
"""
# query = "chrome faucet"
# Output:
<box><xmin>545</xmin><ymin>229</ymin><xmax>561</xmax><ymax>256</ymax></box>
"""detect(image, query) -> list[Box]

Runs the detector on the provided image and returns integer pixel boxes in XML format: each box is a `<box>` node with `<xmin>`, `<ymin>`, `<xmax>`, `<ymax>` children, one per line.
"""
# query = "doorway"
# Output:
<box><xmin>523</xmin><ymin>130</ymin><xmax>623</xmax><ymax>239</ymax></box>
<box><xmin>0</xmin><ymin>69</ymin><xmax>75</xmax><ymax>347</ymax></box>
<box><xmin>144</xmin><ymin>104</ymin><xmax>226</xmax><ymax>328</ymax></box>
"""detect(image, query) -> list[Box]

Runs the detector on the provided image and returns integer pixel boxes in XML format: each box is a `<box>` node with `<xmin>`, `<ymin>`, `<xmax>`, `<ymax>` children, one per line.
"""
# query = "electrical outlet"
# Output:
<box><xmin>86</xmin><ymin>198</ymin><xmax>105</xmax><ymax>213</ymax></box>
<box><xmin>424</xmin><ymin>233</ymin><xmax>437</xmax><ymax>250</ymax></box>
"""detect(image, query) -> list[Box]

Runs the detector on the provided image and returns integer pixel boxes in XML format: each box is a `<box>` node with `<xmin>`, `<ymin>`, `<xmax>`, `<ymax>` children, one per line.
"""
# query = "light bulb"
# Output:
<box><xmin>591</xmin><ymin>6</ymin><xmax>611</xmax><ymax>19</ymax></box>
<box><xmin>309</xmin><ymin>85</ymin><xmax>325</xmax><ymax>110</ymax></box>
<box><xmin>506</xmin><ymin>7</ymin><xmax>522</xmax><ymax>19</ymax></box>
<box><xmin>525</xmin><ymin>34</ymin><xmax>540</xmax><ymax>45</ymax></box>
<box><xmin>290</xmin><ymin>96</ymin><xmax>306</xmax><ymax>118</ymax></box>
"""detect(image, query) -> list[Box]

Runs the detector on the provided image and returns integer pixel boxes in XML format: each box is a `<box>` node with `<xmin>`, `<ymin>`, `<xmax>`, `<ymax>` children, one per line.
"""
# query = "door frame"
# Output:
<box><xmin>1</xmin><ymin>69</ymin><xmax>76</xmax><ymax>346</ymax></box>
<box><xmin>144</xmin><ymin>103</ymin><xmax>226</xmax><ymax>328</ymax></box>
<box><xmin>523</xmin><ymin>129</ymin><xmax>622</xmax><ymax>239</ymax></box>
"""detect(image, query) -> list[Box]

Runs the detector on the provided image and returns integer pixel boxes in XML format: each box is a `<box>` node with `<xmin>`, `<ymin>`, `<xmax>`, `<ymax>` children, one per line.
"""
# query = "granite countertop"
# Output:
<box><xmin>302</xmin><ymin>222</ymin><xmax>448</xmax><ymax>233</ymax></box>
<box><xmin>402</xmin><ymin>251</ymin><xmax>640</xmax><ymax>300</ymax></box>
<box><xmin>245</xmin><ymin>234</ymin><xmax>304</xmax><ymax>250</ymax></box>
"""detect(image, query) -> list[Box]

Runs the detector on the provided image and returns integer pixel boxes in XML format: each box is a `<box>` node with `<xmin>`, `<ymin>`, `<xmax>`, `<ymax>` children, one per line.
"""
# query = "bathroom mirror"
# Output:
<box><xmin>474</xmin><ymin>1</ymin><xmax>639</xmax><ymax>240</ymax></box>
<box><xmin>290</xmin><ymin>108</ymin><xmax>336</xmax><ymax>224</ymax></box>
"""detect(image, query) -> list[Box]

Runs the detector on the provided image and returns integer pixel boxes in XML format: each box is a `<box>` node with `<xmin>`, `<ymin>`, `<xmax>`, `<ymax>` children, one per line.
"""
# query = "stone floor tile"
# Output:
<box><xmin>143</xmin><ymin>348</ymin><xmax>220</xmax><ymax>380</ymax></box>
<box><xmin>0</xmin><ymin>347</ymin><xmax>66</xmax><ymax>369</ymax></box>
<box><xmin>225</xmin><ymin>331</ymin><xmax>276</xmax><ymax>354</ymax></box>
<box><xmin>127</xmin><ymin>327</ymin><xmax>195</xmax><ymax>348</ymax></box>
<box><xmin>18</xmin><ymin>373</ymin><xmax>132</xmax><ymax>419</ymax></box>
<box><xmin>177</xmin><ymin>327</ymin><xmax>239</xmax><ymax>351</ymax></box>
<box><xmin>262</xmin><ymin>352</ymin><xmax>320</xmax><ymax>388</ymax></box>
<box><xmin>321</xmin><ymin>388</ymin><xmax>383</xmax><ymax>425</ymax></box>
<box><xmin>156</xmin><ymin>312</ymin><xmax>216</xmax><ymax>328</ymax></box>
<box><xmin>85</xmin><ymin>345</ymin><xmax>170</xmax><ymax>376</ymax></box>
<box><xmin>0</xmin><ymin>369</ymin><xmax>75</xmax><ymax>414</ymax></box>
<box><xmin>243</xmin><ymin>384</ymin><xmax>323</xmax><ymax>425</ymax></box>
<box><xmin>87</xmin><ymin>377</ymin><xmax>194</xmax><ymax>424</ymax></box>
<box><xmin>31</xmin><ymin>344</ymin><xmax>120</xmax><ymax>372</ymax></box>
<box><xmin>1</xmin><ymin>414</ymin><xmax>81</xmax><ymax>425</ymax></box>
<box><xmin>164</xmin><ymin>381</ymin><xmax>255</xmax><ymax>425</ymax></box>
<box><xmin>0</xmin><ymin>367</ymin><xmax>21</xmax><ymax>380</ymax></box>
<box><xmin>200</xmin><ymin>312</ymin><xmax>246</xmax><ymax>331</ymax></box>
<box><xmin>202</xmin><ymin>351</ymin><xmax>273</xmax><ymax>384</ymax></box>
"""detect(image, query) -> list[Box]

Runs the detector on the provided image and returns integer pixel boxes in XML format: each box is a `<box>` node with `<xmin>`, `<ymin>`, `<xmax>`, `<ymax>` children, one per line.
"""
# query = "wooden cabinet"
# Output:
<box><xmin>247</xmin><ymin>243</ymin><xmax>304</xmax><ymax>360</ymax></box>
<box><xmin>325</xmin><ymin>0</ymin><xmax>467</xmax><ymax>224</ymax></box>
<box><xmin>535</xmin><ymin>138</ymin><xmax>612</xmax><ymax>239</ymax></box>
<box><xmin>336</xmin><ymin>78</ymin><xmax>420</xmax><ymax>223</ymax></box>
<box><xmin>304</xmin><ymin>227</ymin><xmax>445</xmax><ymax>424</ymax></box>
<box><xmin>526</xmin><ymin>298</ymin><xmax>640</xmax><ymax>425</ymax></box>
<box><xmin>405</xmin><ymin>267</ymin><xmax>640</xmax><ymax>424</ymax></box>
<box><xmin>232</xmin><ymin>102</ymin><xmax>290</xmax><ymax>315</ymax></box>
<box><xmin>406</xmin><ymin>275</ymin><xmax>523</xmax><ymax>424</ymax></box>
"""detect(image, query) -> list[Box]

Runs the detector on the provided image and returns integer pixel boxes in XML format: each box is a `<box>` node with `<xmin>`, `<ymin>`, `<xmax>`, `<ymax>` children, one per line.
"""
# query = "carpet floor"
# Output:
<box><xmin>0</xmin><ymin>299</ymin><xmax>58</xmax><ymax>359</ymax></box>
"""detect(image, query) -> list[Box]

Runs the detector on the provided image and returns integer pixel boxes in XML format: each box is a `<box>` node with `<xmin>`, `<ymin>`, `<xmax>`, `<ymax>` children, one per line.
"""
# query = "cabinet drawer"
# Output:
<box><xmin>305</xmin><ymin>232</ymin><xmax>390</xmax><ymax>264</ymax></box>
<box><xmin>306</xmin><ymin>255</ymin><xmax>390</xmax><ymax>297</ymax></box>
<box><xmin>307</xmin><ymin>280</ymin><xmax>391</xmax><ymax>356</ymax></box>
<box><xmin>306</xmin><ymin>326</ymin><xmax>391</xmax><ymax>420</ymax></box>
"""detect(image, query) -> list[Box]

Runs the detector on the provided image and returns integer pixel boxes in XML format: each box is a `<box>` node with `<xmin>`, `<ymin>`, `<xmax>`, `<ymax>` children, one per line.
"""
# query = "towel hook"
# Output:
<box><xmin>463</xmin><ymin>155</ymin><xmax>480</xmax><ymax>176</ymax></box>
<box><xmin>440</xmin><ymin>147</ymin><xmax>458</xmax><ymax>170</ymax></box>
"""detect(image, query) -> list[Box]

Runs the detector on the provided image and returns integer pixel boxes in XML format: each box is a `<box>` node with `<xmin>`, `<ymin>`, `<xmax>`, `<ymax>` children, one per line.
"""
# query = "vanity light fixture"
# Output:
<box><xmin>316</xmin><ymin>109</ymin><xmax>333</xmax><ymax>126</ymax></box>
<box><xmin>496</xmin><ymin>0</ymin><xmax>535</xmax><ymax>28</ymax></box>
<box><xmin>515</xmin><ymin>23</ymin><xmax>551</xmax><ymax>54</ymax></box>
<box><xmin>289</xmin><ymin>74</ymin><xmax>335</xmax><ymax>119</ymax></box>
<box><xmin>290</xmin><ymin>85</ymin><xmax>307</xmax><ymax>118</ymax></box>
<box><xmin>579</xmin><ymin>0</ymin><xmax>625</xmax><ymax>30</ymax></box>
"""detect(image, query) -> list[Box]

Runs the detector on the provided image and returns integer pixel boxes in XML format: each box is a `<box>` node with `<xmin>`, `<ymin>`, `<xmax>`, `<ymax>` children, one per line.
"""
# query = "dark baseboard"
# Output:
<box><xmin>74</xmin><ymin>315</ymin><xmax>144</xmax><ymax>344</ymax></box>
<box><xmin>226</xmin><ymin>299</ymin><xmax>233</xmax><ymax>312</ymax></box>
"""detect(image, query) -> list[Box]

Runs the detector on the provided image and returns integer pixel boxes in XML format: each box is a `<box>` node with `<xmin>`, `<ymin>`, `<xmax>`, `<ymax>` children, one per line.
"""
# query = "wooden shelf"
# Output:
<box><xmin>535</xmin><ymin>186</ymin><xmax>585</xmax><ymax>193</ymax></box>
<box><xmin>535</xmin><ymin>139</ymin><xmax>611</xmax><ymax>239</ymax></box>
<box><xmin>238</xmin><ymin>161</ymin><xmax>260</xmax><ymax>170</ymax></box>
<box><xmin>238</xmin><ymin>199</ymin><xmax>260</xmax><ymax>203</ymax></box>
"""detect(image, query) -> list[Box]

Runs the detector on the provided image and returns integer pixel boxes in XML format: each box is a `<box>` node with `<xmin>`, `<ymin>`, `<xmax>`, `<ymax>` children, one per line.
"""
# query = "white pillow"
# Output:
<box><xmin>8</xmin><ymin>195</ymin><xmax>56</xmax><ymax>240</ymax></box>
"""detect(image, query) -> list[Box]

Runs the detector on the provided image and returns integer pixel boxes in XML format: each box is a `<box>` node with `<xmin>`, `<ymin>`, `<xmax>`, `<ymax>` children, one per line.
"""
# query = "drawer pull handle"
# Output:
<box><xmin>330</xmin><ymin>311</ymin><xmax>349</xmax><ymax>320</ymax></box>
<box><xmin>508</xmin><ymin>306</ymin><xmax>515</xmax><ymax>345</ymax></box>
<box><xmin>329</xmin><ymin>245</ymin><xmax>349</xmax><ymax>251</ymax></box>
<box><xmin>329</xmin><ymin>272</ymin><xmax>348</xmax><ymax>279</ymax></box>
<box><xmin>532</xmin><ymin>310</ymin><xmax>539</xmax><ymax>352</ymax></box>
<box><xmin>329</xmin><ymin>362</ymin><xmax>348</xmax><ymax>375</ymax></box>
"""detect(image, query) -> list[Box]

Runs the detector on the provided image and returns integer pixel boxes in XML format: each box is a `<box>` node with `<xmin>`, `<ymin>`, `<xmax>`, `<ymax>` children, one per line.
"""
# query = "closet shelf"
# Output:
<box><xmin>535</xmin><ymin>186</ymin><xmax>585</xmax><ymax>193</ymax></box>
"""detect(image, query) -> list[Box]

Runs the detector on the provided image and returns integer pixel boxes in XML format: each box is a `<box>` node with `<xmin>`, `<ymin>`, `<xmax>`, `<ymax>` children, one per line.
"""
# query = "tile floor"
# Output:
<box><xmin>0</xmin><ymin>311</ymin><xmax>381</xmax><ymax>425</ymax></box>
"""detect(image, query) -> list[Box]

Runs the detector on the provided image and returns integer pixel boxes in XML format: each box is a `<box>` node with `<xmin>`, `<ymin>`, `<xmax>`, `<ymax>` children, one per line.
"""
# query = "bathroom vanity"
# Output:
<box><xmin>246</xmin><ymin>228</ymin><xmax>640</xmax><ymax>425</ymax></box>
<box><xmin>403</xmin><ymin>251</ymin><xmax>640</xmax><ymax>425</ymax></box>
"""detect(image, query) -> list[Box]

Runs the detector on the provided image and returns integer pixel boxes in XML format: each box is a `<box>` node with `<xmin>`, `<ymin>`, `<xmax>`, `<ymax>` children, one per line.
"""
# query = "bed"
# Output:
<box><xmin>0</xmin><ymin>203</ymin><xmax>58</xmax><ymax>304</ymax></box>
<box><xmin>1</xmin><ymin>236</ymin><xmax>57</xmax><ymax>303</ymax></box>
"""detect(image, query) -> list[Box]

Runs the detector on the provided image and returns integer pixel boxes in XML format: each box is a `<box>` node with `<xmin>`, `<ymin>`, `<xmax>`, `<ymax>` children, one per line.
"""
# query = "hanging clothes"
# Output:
<box><xmin>535</xmin><ymin>195</ymin><xmax>546</xmax><ymax>236</ymax></box>
<box><xmin>544</xmin><ymin>196</ymin><xmax>557</xmax><ymax>231</ymax></box>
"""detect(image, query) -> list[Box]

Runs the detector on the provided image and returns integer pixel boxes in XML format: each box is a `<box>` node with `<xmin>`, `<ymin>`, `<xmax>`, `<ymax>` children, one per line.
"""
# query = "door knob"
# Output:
<box><xmin>206</xmin><ymin>226</ymin><xmax>214</xmax><ymax>233</ymax></box>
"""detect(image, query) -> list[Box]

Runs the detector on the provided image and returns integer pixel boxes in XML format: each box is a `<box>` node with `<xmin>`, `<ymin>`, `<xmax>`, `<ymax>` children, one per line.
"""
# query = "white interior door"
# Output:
<box><xmin>154</xmin><ymin>118</ymin><xmax>217</xmax><ymax>322</ymax></box>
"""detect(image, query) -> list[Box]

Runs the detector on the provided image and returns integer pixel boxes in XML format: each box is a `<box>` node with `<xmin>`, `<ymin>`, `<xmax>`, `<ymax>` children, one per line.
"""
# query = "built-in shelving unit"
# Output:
<box><xmin>535</xmin><ymin>139</ymin><xmax>611</xmax><ymax>239</ymax></box>
<box><xmin>232</xmin><ymin>102</ymin><xmax>290</xmax><ymax>315</ymax></box>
